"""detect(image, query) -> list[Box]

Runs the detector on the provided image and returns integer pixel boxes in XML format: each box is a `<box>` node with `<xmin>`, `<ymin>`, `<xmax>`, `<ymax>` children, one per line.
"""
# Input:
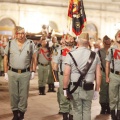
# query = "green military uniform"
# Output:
<box><xmin>47</xmin><ymin>43</ymin><xmax>60</xmax><ymax>92</ymax></box>
<box><xmin>37</xmin><ymin>47</ymin><xmax>50</xmax><ymax>95</ymax></box>
<box><xmin>98</xmin><ymin>48</ymin><xmax>110</xmax><ymax>114</ymax></box>
<box><xmin>53</xmin><ymin>46</ymin><xmax>75</xmax><ymax>115</ymax></box>
<box><xmin>65</xmin><ymin>47</ymin><xmax>100</xmax><ymax>120</ymax></box>
<box><xmin>0</xmin><ymin>46</ymin><xmax>4</xmax><ymax>75</ymax></box>
<box><xmin>4</xmin><ymin>39</ymin><xmax>36</xmax><ymax>112</ymax></box>
<box><xmin>106</xmin><ymin>45</ymin><xmax>120</xmax><ymax>111</ymax></box>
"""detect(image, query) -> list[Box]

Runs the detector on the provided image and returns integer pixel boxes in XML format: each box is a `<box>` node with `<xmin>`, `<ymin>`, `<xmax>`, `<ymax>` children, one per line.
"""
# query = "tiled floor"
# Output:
<box><xmin>0</xmin><ymin>75</ymin><xmax>111</xmax><ymax>120</ymax></box>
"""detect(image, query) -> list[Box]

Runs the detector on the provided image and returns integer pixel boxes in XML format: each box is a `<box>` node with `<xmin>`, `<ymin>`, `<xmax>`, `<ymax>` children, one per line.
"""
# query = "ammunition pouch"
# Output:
<box><xmin>83</xmin><ymin>81</ymin><xmax>94</xmax><ymax>91</ymax></box>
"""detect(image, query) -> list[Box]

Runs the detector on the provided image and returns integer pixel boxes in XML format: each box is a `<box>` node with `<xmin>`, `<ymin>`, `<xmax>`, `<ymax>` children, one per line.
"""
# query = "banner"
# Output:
<box><xmin>68</xmin><ymin>0</ymin><xmax>86</xmax><ymax>36</ymax></box>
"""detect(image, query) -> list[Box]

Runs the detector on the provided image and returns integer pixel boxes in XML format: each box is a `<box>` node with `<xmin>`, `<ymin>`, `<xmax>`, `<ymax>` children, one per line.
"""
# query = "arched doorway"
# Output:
<box><xmin>0</xmin><ymin>18</ymin><xmax>16</xmax><ymax>39</ymax></box>
<box><xmin>83</xmin><ymin>23</ymin><xmax>98</xmax><ymax>40</ymax></box>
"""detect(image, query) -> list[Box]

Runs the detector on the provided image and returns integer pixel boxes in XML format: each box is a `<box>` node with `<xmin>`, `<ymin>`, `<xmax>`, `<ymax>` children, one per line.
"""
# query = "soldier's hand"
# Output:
<box><xmin>106</xmin><ymin>77</ymin><xmax>110</xmax><ymax>83</ymax></box>
<box><xmin>92</xmin><ymin>91</ymin><xmax>99</xmax><ymax>100</ymax></box>
<box><xmin>54</xmin><ymin>82</ymin><xmax>59</xmax><ymax>88</ymax></box>
<box><xmin>63</xmin><ymin>88</ymin><xmax>73</xmax><ymax>100</ymax></box>
<box><xmin>30</xmin><ymin>72</ymin><xmax>35</xmax><ymax>80</ymax></box>
<box><xmin>4</xmin><ymin>73</ymin><xmax>8</xmax><ymax>81</ymax></box>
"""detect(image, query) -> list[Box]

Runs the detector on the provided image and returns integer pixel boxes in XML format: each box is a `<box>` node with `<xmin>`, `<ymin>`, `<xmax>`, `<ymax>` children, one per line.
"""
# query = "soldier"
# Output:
<box><xmin>4</xmin><ymin>26</ymin><xmax>37</xmax><ymax>120</ymax></box>
<box><xmin>37</xmin><ymin>36</ymin><xmax>51</xmax><ymax>95</ymax></box>
<box><xmin>98</xmin><ymin>35</ymin><xmax>111</xmax><ymax>114</ymax></box>
<box><xmin>106</xmin><ymin>30</ymin><xmax>120</xmax><ymax>120</ymax></box>
<box><xmin>47</xmin><ymin>35</ymin><xmax>60</xmax><ymax>92</ymax></box>
<box><xmin>63</xmin><ymin>33</ymin><xmax>101</xmax><ymax>120</ymax></box>
<box><xmin>52</xmin><ymin>33</ymin><xmax>75</xmax><ymax>120</ymax></box>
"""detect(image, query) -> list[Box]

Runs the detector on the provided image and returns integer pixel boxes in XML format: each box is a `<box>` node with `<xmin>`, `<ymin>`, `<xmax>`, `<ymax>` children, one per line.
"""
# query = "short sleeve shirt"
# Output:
<box><xmin>65</xmin><ymin>47</ymin><xmax>101</xmax><ymax>82</ymax></box>
<box><xmin>52</xmin><ymin>46</ymin><xmax>76</xmax><ymax>72</ymax></box>
<box><xmin>105</xmin><ymin>45</ymin><xmax>120</xmax><ymax>71</ymax></box>
<box><xmin>4</xmin><ymin>39</ymin><xmax>36</xmax><ymax>69</ymax></box>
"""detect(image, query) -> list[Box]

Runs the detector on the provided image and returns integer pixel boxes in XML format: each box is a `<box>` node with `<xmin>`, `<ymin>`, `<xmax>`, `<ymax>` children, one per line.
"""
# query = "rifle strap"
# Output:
<box><xmin>8</xmin><ymin>41</ymin><xmax>11</xmax><ymax>65</ymax></box>
<box><xmin>98</xmin><ymin>50</ymin><xmax>105</xmax><ymax>72</ymax></box>
<box><xmin>68</xmin><ymin>51</ymin><xmax>96</xmax><ymax>94</ymax></box>
<box><xmin>111</xmin><ymin>48</ymin><xmax>114</xmax><ymax>71</ymax></box>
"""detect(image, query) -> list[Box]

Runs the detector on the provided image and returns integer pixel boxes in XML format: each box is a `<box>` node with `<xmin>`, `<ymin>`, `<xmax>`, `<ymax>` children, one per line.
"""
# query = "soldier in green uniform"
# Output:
<box><xmin>52</xmin><ymin>33</ymin><xmax>76</xmax><ymax>120</ymax></box>
<box><xmin>63</xmin><ymin>33</ymin><xmax>101</xmax><ymax>120</ymax></box>
<box><xmin>47</xmin><ymin>35</ymin><xmax>59</xmax><ymax>92</ymax></box>
<box><xmin>98</xmin><ymin>35</ymin><xmax>111</xmax><ymax>114</ymax></box>
<box><xmin>4</xmin><ymin>26</ymin><xmax>37</xmax><ymax>120</ymax></box>
<box><xmin>37</xmin><ymin>36</ymin><xmax>51</xmax><ymax>95</ymax></box>
<box><xmin>106</xmin><ymin>30</ymin><xmax>120</xmax><ymax>120</ymax></box>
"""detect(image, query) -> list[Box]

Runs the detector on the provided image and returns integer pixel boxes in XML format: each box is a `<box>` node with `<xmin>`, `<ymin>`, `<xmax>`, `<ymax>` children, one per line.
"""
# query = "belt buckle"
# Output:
<box><xmin>43</xmin><ymin>64</ymin><xmax>46</xmax><ymax>66</ymax></box>
<box><xmin>18</xmin><ymin>69</ymin><xmax>21</xmax><ymax>73</ymax></box>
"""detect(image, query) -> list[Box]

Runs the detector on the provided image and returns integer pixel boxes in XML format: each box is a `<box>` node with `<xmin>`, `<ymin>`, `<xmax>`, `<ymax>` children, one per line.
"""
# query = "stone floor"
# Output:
<box><xmin>0</xmin><ymin>74</ymin><xmax>111</xmax><ymax>120</ymax></box>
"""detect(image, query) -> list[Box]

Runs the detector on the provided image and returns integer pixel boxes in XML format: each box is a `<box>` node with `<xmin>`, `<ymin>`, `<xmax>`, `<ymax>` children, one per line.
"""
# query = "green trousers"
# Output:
<box><xmin>99</xmin><ymin>71</ymin><xmax>109</xmax><ymax>103</ymax></box>
<box><xmin>109</xmin><ymin>72</ymin><xmax>120</xmax><ymax>110</ymax></box>
<box><xmin>57</xmin><ymin>74</ymin><xmax>72</xmax><ymax>114</ymax></box>
<box><xmin>38</xmin><ymin>64</ymin><xmax>49</xmax><ymax>87</ymax></box>
<box><xmin>70</xmin><ymin>85</ymin><xmax>94</xmax><ymax>120</ymax></box>
<box><xmin>8</xmin><ymin>70</ymin><xmax>31</xmax><ymax>112</ymax></box>
<box><xmin>47</xmin><ymin>63</ymin><xmax>54</xmax><ymax>84</ymax></box>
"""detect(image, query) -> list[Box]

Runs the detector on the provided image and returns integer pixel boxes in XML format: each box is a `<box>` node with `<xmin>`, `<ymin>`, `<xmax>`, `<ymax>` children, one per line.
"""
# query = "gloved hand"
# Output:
<box><xmin>93</xmin><ymin>91</ymin><xmax>99</xmax><ymax>100</ymax></box>
<box><xmin>54</xmin><ymin>82</ymin><xmax>59</xmax><ymax>88</ymax></box>
<box><xmin>63</xmin><ymin>88</ymin><xmax>73</xmax><ymax>100</ymax></box>
<box><xmin>30</xmin><ymin>72</ymin><xmax>35</xmax><ymax>80</ymax></box>
<box><xmin>4</xmin><ymin>73</ymin><xmax>8</xmax><ymax>81</ymax></box>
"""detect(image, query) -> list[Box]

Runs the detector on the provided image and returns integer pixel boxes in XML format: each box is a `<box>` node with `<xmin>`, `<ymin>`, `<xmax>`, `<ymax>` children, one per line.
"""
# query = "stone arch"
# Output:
<box><xmin>83</xmin><ymin>23</ymin><xmax>98</xmax><ymax>40</ymax></box>
<box><xmin>0</xmin><ymin>18</ymin><xmax>16</xmax><ymax>38</ymax></box>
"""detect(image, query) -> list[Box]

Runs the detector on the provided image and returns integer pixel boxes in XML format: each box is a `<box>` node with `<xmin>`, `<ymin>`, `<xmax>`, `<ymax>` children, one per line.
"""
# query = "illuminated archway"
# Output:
<box><xmin>0</xmin><ymin>18</ymin><xmax>16</xmax><ymax>37</ymax></box>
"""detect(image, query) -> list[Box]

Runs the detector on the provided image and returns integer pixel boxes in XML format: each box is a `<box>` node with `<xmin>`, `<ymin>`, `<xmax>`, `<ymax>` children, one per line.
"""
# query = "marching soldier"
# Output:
<box><xmin>106</xmin><ymin>30</ymin><xmax>120</xmax><ymax>120</ymax></box>
<box><xmin>63</xmin><ymin>33</ymin><xmax>101</xmax><ymax>120</ymax></box>
<box><xmin>98</xmin><ymin>35</ymin><xmax>111</xmax><ymax>114</ymax></box>
<box><xmin>4</xmin><ymin>26</ymin><xmax>37</xmax><ymax>120</ymax></box>
<box><xmin>37</xmin><ymin>36</ymin><xmax>51</xmax><ymax>95</ymax></box>
<box><xmin>52</xmin><ymin>33</ymin><xmax>75</xmax><ymax>120</ymax></box>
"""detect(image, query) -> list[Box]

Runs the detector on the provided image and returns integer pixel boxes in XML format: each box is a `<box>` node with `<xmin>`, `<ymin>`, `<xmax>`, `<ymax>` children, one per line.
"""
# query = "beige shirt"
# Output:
<box><xmin>4</xmin><ymin>39</ymin><xmax>36</xmax><ymax>69</ymax></box>
<box><xmin>65</xmin><ymin>47</ymin><xmax>101</xmax><ymax>82</ymax></box>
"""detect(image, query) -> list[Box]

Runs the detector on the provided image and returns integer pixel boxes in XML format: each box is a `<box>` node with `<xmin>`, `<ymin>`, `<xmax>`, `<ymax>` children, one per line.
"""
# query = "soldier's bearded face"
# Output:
<box><xmin>65</xmin><ymin>37</ymin><xmax>74</xmax><ymax>46</ymax></box>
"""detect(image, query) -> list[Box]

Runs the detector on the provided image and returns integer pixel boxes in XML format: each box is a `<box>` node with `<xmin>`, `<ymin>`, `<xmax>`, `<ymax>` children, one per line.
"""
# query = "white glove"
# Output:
<box><xmin>4</xmin><ymin>73</ymin><xmax>8</xmax><ymax>81</ymax></box>
<box><xmin>30</xmin><ymin>72</ymin><xmax>35</xmax><ymax>80</ymax></box>
<box><xmin>63</xmin><ymin>90</ymin><xmax>67</xmax><ymax>97</ymax></box>
<box><xmin>93</xmin><ymin>91</ymin><xmax>99</xmax><ymax>100</ymax></box>
<box><xmin>54</xmin><ymin>82</ymin><xmax>59</xmax><ymax>88</ymax></box>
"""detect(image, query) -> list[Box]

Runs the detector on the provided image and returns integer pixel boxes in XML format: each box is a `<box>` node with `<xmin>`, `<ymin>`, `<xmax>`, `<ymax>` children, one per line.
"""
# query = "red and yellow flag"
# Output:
<box><xmin>68</xmin><ymin>0</ymin><xmax>86</xmax><ymax>36</ymax></box>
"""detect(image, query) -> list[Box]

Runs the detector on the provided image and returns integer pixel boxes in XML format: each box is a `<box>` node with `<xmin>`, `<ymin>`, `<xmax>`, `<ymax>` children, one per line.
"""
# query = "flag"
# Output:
<box><xmin>68</xmin><ymin>0</ymin><xmax>86</xmax><ymax>36</ymax></box>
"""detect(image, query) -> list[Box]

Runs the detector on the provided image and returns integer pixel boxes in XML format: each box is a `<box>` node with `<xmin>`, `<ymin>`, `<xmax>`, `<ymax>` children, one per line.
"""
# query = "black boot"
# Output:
<box><xmin>117</xmin><ymin>110</ymin><xmax>120</xmax><ymax>120</ymax></box>
<box><xmin>12</xmin><ymin>110</ymin><xmax>19</xmax><ymax>120</ymax></box>
<box><xmin>106</xmin><ymin>103</ymin><xmax>111</xmax><ymax>114</ymax></box>
<box><xmin>48</xmin><ymin>84</ymin><xmax>52</xmax><ymax>92</ymax></box>
<box><xmin>39</xmin><ymin>87</ymin><xmax>42</xmax><ymax>95</ymax></box>
<box><xmin>69</xmin><ymin>114</ymin><xmax>73</xmax><ymax>120</ymax></box>
<box><xmin>111</xmin><ymin>110</ymin><xmax>116</xmax><ymax>120</ymax></box>
<box><xmin>51</xmin><ymin>83</ymin><xmax>56</xmax><ymax>92</ymax></box>
<box><xmin>63</xmin><ymin>113</ymin><xmax>69</xmax><ymax>120</ymax></box>
<box><xmin>42</xmin><ymin>86</ymin><xmax>46</xmax><ymax>95</ymax></box>
<box><xmin>100</xmin><ymin>103</ymin><xmax>106</xmax><ymax>114</ymax></box>
<box><xmin>19</xmin><ymin>111</ymin><xmax>25</xmax><ymax>120</ymax></box>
